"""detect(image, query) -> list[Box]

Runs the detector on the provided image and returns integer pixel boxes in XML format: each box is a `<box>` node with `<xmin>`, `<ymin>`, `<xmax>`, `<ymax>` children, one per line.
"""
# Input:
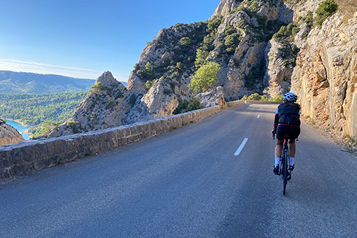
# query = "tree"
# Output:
<box><xmin>225</xmin><ymin>33</ymin><xmax>241</xmax><ymax>53</ymax></box>
<box><xmin>189</xmin><ymin>62</ymin><xmax>220</xmax><ymax>93</ymax></box>
<box><xmin>194</xmin><ymin>49</ymin><xmax>209</xmax><ymax>68</ymax></box>
<box><xmin>179</xmin><ymin>37</ymin><xmax>191</xmax><ymax>46</ymax></box>
<box><xmin>144</xmin><ymin>62</ymin><xmax>154</xmax><ymax>78</ymax></box>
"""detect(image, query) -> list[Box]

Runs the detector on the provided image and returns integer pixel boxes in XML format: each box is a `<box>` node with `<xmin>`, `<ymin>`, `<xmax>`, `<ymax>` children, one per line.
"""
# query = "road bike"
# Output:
<box><xmin>273</xmin><ymin>132</ymin><xmax>291</xmax><ymax>195</ymax></box>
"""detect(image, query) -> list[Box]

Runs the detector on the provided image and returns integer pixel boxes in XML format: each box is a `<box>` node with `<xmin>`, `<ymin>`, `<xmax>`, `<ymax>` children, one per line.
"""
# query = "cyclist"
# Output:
<box><xmin>272</xmin><ymin>92</ymin><xmax>301</xmax><ymax>176</ymax></box>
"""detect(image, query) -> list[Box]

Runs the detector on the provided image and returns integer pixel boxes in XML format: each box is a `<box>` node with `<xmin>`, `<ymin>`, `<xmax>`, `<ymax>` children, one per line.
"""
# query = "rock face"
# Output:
<box><xmin>128</xmin><ymin>0</ymin><xmax>299</xmax><ymax>103</ymax></box>
<box><xmin>49</xmin><ymin>72</ymin><xmax>138</xmax><ymax>137</ymax></box>
<box><xmin>49</xmin><ymin>0</ymin><xmax>357</xmax><ymax>141</ymax></box>
<box><xmin>291</xmin><ymin>12</ymin><xmax>357</xmax><ymax>137</ymax></box>
<box><xmin>0</xmin><ymin>119</ymin><xmax>25</xmax><ymax>146</ymax></box>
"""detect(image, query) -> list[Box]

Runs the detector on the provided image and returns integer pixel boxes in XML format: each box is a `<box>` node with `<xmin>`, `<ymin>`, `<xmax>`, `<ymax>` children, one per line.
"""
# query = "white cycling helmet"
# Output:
<box><xmin>283</xmin><ymin>92</ymin><xmax>298</xmax><ymax>102</ymax></box>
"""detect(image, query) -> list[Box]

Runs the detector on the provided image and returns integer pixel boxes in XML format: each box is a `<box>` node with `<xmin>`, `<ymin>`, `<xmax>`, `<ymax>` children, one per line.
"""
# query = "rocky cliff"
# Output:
<box><xmin>0</xmin><ymin>119</ymin><xmax>25</xmax><ymax>146</ymax></box>
<box><xmin>50</xmin><ymin>0</ymin><xmax>357</xmax><ymax>140</ymax></box>
<box><xmin>291</xmin><ymin>11</ymin><xmax>357</xmax><ymax>138</ymax></box>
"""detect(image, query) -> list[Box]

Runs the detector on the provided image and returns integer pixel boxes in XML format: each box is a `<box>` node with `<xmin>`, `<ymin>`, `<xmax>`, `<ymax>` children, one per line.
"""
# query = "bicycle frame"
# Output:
<box><xmin>273</xmin><ymin>132</ymin><xmax>290</xmax><ymax>195</ymax></box>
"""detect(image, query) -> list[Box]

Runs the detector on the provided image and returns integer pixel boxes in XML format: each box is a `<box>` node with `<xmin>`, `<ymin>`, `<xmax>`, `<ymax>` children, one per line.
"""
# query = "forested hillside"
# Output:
<box><xmin>0</xmin><ymin>71</ymin><xmax>95</xmax><ymax>94</ymax></box>
<box><xmin>0</xmin><ymin>92</ymin><xmax>87</xmax><ymax>137</ymax></box>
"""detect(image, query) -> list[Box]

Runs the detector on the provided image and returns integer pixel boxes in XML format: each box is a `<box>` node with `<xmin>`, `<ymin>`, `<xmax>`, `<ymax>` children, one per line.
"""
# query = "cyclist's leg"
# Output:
<box><xmin>274</xmin><ymin>125</ymin><xmax>284</xmax><ymax>174</ymax></box>
<box><xmin>275</xmin><ymin>139</ymin><xmax>283</xmax><ymax>165</ymax></box>
<box><xmin>289</xmin><ymin>139</ymin><xmax>296</xmax><ymax>157</ymax></box>
<box><xmin>288</xmin><ymin>127</ymin><xmax>300</xmax><ymax>169</ymax></box>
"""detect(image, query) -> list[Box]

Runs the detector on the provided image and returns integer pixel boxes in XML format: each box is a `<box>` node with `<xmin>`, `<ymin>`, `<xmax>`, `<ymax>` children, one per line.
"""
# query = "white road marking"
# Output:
<box><xmin>234</xmin><ymin>138</ymin><xmax>249</xmax><ymax>156</ymax></box>
<box><xmin>257</xmin><ymin>115</ymin><xmax>260</xmax><ymax>118</ymax></box>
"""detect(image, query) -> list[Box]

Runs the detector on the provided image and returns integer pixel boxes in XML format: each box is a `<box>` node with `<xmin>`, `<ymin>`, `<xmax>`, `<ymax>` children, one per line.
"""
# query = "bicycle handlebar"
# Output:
<box><xmin>272</xmin><ymin>129</ymin><xmax>276</xmax><ymax>140</ymax></box>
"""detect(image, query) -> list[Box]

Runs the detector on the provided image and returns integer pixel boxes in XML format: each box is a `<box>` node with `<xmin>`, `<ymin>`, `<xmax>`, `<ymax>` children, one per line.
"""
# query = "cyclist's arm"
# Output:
<box><xmin>274</xmin><ymin>108</ymin><xmax>279</xmax><ymax>132</ymax></box>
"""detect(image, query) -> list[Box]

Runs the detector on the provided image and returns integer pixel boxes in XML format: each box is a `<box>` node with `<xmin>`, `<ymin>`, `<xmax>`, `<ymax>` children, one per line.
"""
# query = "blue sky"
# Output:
<box><xmin>0</xmin><ymin>0</ymin><xmax>220</xmax><ymax>82</ymax></box>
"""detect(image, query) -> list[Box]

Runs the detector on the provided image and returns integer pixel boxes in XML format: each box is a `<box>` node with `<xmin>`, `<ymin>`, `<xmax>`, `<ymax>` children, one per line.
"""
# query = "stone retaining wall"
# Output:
<box><xmin>0</xmin><ymin>101</ymin><xmax>279</xmax><ymax>182</ymax></box>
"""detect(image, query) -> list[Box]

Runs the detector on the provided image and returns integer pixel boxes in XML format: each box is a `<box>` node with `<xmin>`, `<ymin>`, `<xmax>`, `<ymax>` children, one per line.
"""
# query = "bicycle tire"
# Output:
<box><xmin>282</xmin><ymin>149</ymin><xmax>288</xmax><ymax>195</ymax></box>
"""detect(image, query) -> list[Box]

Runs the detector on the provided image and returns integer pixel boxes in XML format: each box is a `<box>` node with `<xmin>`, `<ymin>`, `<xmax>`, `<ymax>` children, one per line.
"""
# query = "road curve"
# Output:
<box><xmin>1</xmin><ymin>104</ymin><xmax>356</xmax><ymax>238</ymax></box>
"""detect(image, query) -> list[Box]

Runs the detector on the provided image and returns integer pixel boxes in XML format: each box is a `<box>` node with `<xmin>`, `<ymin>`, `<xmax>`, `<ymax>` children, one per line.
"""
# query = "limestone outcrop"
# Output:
<box><xmin>49</xmin><ymin>72</ymin><xmax>135</xmax><ymax>137</ymax></box>
<box><xmin>0</xmin><ymin>119</ymin><xmax>25</xmax><ymax>146</ymax></box>
<box><xmin>48</xmin><ymin>0</ymin><xmax>357</xmax><ymax>141</ymax></box>
<box><xmin>291</xmin><ymin>12</ymin><xmax>357</xmax><ymax>137</ymax></box>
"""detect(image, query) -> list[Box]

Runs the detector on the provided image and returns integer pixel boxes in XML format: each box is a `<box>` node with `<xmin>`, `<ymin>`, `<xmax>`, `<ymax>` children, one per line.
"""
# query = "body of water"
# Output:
<box><xmin>5</xmin><ymin>120</ymin><xmax>30</xmax><ymax>140</ymax></box>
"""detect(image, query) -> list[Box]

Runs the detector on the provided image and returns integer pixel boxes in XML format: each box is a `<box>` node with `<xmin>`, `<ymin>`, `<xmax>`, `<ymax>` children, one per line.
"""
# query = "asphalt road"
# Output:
<box><xmin>1</xmin><ymin>104</ymin><xmax>356</xmax><ymax>238</ymax></box>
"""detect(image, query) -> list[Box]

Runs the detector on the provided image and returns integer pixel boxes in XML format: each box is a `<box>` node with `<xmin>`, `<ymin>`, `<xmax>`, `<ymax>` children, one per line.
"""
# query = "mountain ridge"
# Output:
<box><xmin>0</xmin><ymin>70</ymin><xmax>127</xmax><ymax>94</ymax></box>
<box><xmin>49</xmin><ymin>0</ymin><xmax>357</xmax><ymax>142</ymax></box>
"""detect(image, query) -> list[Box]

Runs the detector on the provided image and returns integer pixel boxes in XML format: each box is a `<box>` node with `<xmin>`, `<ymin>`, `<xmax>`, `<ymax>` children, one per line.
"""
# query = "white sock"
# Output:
<box><xmin>275</xmin><ymin>157</ymin><xmax>280</xmax><ymax>167</ymax></box>
<box><xmin>290</xmin><ymin>157</ymin><xmax>294</xmax><ymax>167</ymax></box>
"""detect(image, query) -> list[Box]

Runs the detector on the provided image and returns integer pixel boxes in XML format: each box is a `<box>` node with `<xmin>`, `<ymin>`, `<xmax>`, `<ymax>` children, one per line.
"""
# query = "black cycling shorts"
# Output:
<box><xmin>276</xmin><ymin>125</ymin><xmax>300</xmax><ymax>140</ymax></box>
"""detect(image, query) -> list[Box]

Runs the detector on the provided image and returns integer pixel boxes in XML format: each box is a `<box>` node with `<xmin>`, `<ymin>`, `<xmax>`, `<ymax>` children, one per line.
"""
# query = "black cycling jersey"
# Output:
<box><xmin>274</xmin><ymin>102</ymin><xmax>301</xmax><ymax>140</ymax></box>
<box><xmin>277</xmin><ymin>103</ymin><xmax>300</xmax><ymax>125</ymax></box>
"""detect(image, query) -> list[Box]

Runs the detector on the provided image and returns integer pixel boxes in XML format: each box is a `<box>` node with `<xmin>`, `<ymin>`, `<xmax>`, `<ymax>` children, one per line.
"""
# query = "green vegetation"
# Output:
<box><xmin>240</xmin><ymin>93</ymin><xmax>268</xmax><ymax>101</ymax></box>
<box><xmin>189</xmin><ymin>62</ymin><xmax>221</xmax><ymax>93</ymax></box>
<box><xmin>137</xmin><ymin>62</ymin><xmax>155</xmax><ymax>80</ymax></box>
<box><xmin>106</xmin><ymin>97</ymin><xmax>117</xmax><ymax>109</ymax></box>
<box><xmin>173</xmin><ymin>95</ymin><xmax>205</xmax><ymax>115</ymax></box>
<box><xmin>194</xmin><ymin>15</ymin><xmax>223</xmax><ymax>68</ymax></box>
<box><xmin>146</xmin><ymin>80</ymin><xmax>156</xmax><ymax>91</ymax></box>
<box><xmin>88</xmin><ymin>82</ymin><xmax>104</xmax><ymax>95</ymax></box>
<box><xmin>0</xmin><ymin>92</ymin><xmax>86</xmax><ymax>127</ymax></box>
<box><xmin>269</xmin><ymin>95</ymin><xmax>284</xmax><ymax>102</ymax></box>
<box><xmin>343</xmin><ymin>134</ymin><xmax>357</xmax><ymax>145</ymax></box>
<box><xmin>0</xmin><ymin>92</ymin><xmax>87</xmax><ymax>138</ymax></box>
<box><xmin>66</xmin><ymin>121</ymin><xmax>80</xmax><ymax>133</ymax></box>
<box><xmin>129</xmin><ymin>93</ymin><xmax>137</xmax><ymax>106</ymax></box>
<box><xmin>315</xmin><ymin>0</ymin><xmax>338</xmax><ymax>28</ymax></box>
<box><xmin>224</xmin><ymin>33</ymin><xmax>242</xmax><ymax>53</ymax></box>
<box><xmin>180</xmin><ymin>37</ymin><xmax>192</xmax><ymax>46</ymax></box>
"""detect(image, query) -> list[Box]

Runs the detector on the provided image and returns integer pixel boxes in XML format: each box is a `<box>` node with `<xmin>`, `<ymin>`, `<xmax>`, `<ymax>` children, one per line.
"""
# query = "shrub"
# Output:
<box><xmin>189</xmin><ymin>62</ymin><xmax>221</xmax><ymax>93</ymax></box>
<box><xmin>133</xmin><ymin>63</ymin><xmax>140</xmax><ymax>72</ymax></box>
<box><xmin>195</xmin><ymin>49</ymin><xmax>209</xmax><ymax>68</ymax></box>
<box><xmin>261</xmin><ymin>95</ymin><xmax>268</xmax><ymax>101</ymax></box>
<box><xmin>146</xmin><ymin>80</ymin><xmax>154</xmax><ymax>91</ymax></box>
<box><xmin>66</xmin><ymin>121</ymin><xmax>79</xmax><ymax>133</ymax></box>
<box><xmin>315</xmin><ymin>0</ymin><xmax>338</xmax><ymax>28</ymax></box>
<box><xmin>116</xmin><ymin>91</ymin><xmax>124</xmax><ymax>99</ymax></box>
<box><xmin>237</xmin><ymin>20</ymin><xmax>245</xmax><ymax>28</ymax></box>
<box><xmin>180</xmin><ymin>37</ymin><xmax>191</xmax><ymax>46</ymax></box>
<box><xmin>207</xmin><ymin>15</ymin><xmax>223</xmax><ymax>33</ymax></box>
<box><xmin>247</xmin><ymin>93</ymin><xmax>261</xmax><ymax>101</ymax></box>
<box><xmin>240</xmin><ymin>95</ymin><xmax>248</xmax><ymax>100</ymax></box>
<box><xmin>106</xmin><ymin>97</ymin><xmax>116</xmax><ymax>109</ymax></box>
<box><xmin>129</xmin><ymin>93</ymin><xmax>137</xmax><ymax>106</ymax></box>
<box><xmin>224</xmin><ymin>25</ymin><xmax>235</xmax><ymax>36</ymax></box>
<box><xmin>269</xmin><ymin>95</ymin><xmax>284</xmax><ymax>102</ymax></box>
<box><xmin>90</xmin><ymin>112</ymin><xmax>97</xmax><ymax>121</ymax></box>
<box><xmin>225</xmin><ymin>33</ymin><xmax>241</xmax><ymax>53</ymax></box>
<box><xmin>90</xmin><ymin>82</ymin><xmax>104</xmax><ymax>94</ymax></box>
<box><xmin>137</xmin><ymin>62</ymin><xmax>155</xmax><ymax>80</ymax></box>
<box><xmin>173</xmin><ymin>95</ymin><xmax>204</xmax><ymax>115</ymax></box>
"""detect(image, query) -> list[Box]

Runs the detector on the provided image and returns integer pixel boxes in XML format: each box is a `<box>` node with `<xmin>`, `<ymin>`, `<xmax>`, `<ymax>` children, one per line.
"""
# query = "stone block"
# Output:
<box><xmin>47</xmin><ymin>139</ymin><xmax>67</xmax><ymax>155</ymax></box>
<box><xmin>8</xmin><ymin>148</ymin><xmax>24</xmax><ymax>165</ymax></box>
<box><xmin>0</xmin><ymin>167</ymin><xmax>12</xmax><ymax>180</ymax></box>
<box><xmin>21</xmin><ymin>142</ymin><xmax>48</xmax><ymax>162</ymax></box>
<box><xmin>13</xmin><ymin>165</ymin><xmax>25</xmax><ymax>176</ymax></box>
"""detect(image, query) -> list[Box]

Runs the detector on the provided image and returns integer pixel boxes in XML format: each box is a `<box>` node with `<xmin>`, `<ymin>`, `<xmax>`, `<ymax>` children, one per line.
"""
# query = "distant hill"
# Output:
<box><xmin>0</xmin><ymin>71</ymin><xmax>127</xmax><ymax>94</ymax></box>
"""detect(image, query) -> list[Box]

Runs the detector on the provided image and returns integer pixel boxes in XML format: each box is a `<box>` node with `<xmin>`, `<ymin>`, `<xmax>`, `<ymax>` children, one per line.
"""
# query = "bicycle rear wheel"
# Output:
<box><xmin>282</xmin><ymin>150</ymin><xmax>288</xmax><ymax>195</ymax></box>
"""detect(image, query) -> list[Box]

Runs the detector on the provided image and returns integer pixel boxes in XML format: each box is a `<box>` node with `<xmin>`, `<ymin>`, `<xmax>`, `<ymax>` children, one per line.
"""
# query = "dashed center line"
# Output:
<box><xmin>257</xmin><ymin>115</ymin><xmax>260</xmax><ymax>118</ymax></box>
<box><xmin>234</xmin><ymin>138</ymin><xmax>249</xmax><ymax>156</ymax></box>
